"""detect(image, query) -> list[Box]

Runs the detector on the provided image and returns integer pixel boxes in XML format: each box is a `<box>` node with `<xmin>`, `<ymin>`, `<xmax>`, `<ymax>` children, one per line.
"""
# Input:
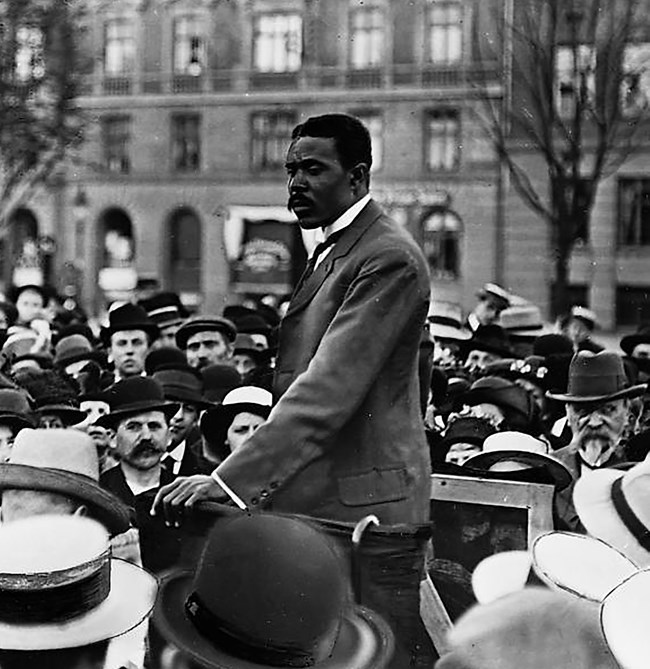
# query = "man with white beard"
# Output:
<box><xmin>547</xmin><ymin>351</ymin><xmax>646</xmax><ymax>531</ymax></box>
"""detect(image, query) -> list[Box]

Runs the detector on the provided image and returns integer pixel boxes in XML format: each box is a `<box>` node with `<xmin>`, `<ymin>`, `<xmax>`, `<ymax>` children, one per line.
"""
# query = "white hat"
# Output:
<box><xmin>532</xmin><ymin>532</ymin><xmax>637</xmax><ymax>602</ymax></box>
<box><xmin>570</xmin><ymin>306</ymin><xmax>598</xmax><ymax>330</ymax></box>
<box><xmin>573</xmin><ymin>459</ymin><xmax>650</xmax><ymax>568</ymax></box>
<box><xmin>0</xmin><ymin>515</ymin><xmax>157</xmax><ymax>650</ymax></box>
<box><xmin>472</xmin><ymin>550</ymin><xmax>532</xmax><ymax>604</ymax></box>
<box><xmin>427</xmin><ymin>301</ymin><xmax>472</xmax><ymax>341</ymax></box>
<box><xmin>222</xmin><ymin>385</ymin><xmax>272</xmax><ymax>408</ymax></box>
<box><xmin>601</xmin><ymin>569</ymin><xmax>650</xmax><ymax>669</ymax></box>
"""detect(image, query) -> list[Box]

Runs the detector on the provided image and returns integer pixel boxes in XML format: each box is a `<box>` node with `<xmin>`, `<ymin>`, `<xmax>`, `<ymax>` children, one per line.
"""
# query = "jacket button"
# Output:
<box><xmin>270</xmin><ymin>481</ymin><xmax>279</xmax><ymax>489</ymax></box>
<box><xmin>251</xmin><ymin>497</ymin><xmax>259</xmax><ymax>505</ymax></box>
<box><xmin>260</xmin><ymin>490</ymin><xmax>269</xmax><ymax>499</ymax></box>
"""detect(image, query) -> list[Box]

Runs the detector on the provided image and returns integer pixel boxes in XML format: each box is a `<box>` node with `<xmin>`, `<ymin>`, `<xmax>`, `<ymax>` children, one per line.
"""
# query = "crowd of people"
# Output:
<box><xmin>0</xmin><ymin>113</ymin><xmax>647</xmax><ymax>668</ymax></box>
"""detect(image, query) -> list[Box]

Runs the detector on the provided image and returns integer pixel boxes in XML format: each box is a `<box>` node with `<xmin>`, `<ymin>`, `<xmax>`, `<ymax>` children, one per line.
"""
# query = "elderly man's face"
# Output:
<box><xmin>566</xmin><ymin>398</ymin><xmax>629</xmax><ymax>467</ymax></box>
<box><xmin>465</xmin><ymin>349</ymin><xmax>501</xmax><ymax>370</ymax></box>
<box><xmin>114</xmin><ymin>410</ymin><xmax>169</xmax><ymax>471</ymax></box>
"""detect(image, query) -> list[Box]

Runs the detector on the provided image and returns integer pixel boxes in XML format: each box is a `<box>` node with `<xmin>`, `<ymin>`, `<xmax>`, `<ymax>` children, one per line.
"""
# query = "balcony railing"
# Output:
<box><xmin>79</xmin><ymin>62</ymin><xmax>502</xmax><ymax>97</ymax></box>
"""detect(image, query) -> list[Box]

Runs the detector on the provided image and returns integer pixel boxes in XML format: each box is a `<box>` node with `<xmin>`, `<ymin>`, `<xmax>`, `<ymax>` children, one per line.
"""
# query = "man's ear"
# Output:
<box><xmin>349</xmin><ymin>163</ymin><xmax>369</xmax><ymax>191</ymax></box>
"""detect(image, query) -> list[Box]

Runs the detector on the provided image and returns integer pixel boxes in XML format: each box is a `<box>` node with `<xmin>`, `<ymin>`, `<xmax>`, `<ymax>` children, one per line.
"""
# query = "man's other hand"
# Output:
<box><xmin>150</xmin><ymin>475</ymin><xmax>226</xmax><ymax>526</ymax></box>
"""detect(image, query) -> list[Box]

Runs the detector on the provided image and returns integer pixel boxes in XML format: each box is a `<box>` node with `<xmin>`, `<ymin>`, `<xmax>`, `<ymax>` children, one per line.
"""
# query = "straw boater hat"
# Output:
<box><xmin>0</xmin><ymin>429</ymin><xmax>131</xmax><ymax>535</ymax></box>
<box><xmin>569</xmin><ymin>305</ymin><xmax>599</xmax><ymax>330</ymax></box>
<box><xmin>476</xmin><ymin>283</ymin><xmax>511</xmax><ymax>311</ymax></box>
<box><xmin>96</xmin><ymin>377</ymin><xmax>180</xmax><ymax>429</ymax></box>
<box><xmin>573</xmin><ymin>457</ymin><xmax>650</xmax><ymax>568</ymax></box>
<box><xmin>0</xmin><ymin>515</ymin><xmax>156</xmax><ymax>650</ymax></box>
<box><xmin>499</xmin><ymin>304</ymin><xmax>547</xmax><ymax>339</ymax></box>
<box><xmin>153</xmin><ymin>512</ymin><xmax>394</xmax><ymax>669</ymax></box>
<box><xmin>427</xmin><ymin>301</ymin><xmax>472</xmax><ymax>341</ymax></box>
<box><xmin>546</xmin><ymin>351</ymin><xmax>647</xmax><ymax>403</ymax></box>
<box><xmin>464</xmin><ymin>431</ymin><xmax>572</xmax><ymax>490</ymax></box>
<box><xmin>601</xmin><ymin>569</ymin><xmax>650</xmax><ymax>669</ymax></box>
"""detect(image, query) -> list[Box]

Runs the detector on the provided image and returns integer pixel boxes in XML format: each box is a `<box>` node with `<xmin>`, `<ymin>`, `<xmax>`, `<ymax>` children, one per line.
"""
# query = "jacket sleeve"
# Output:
<box><xmin>215</xmin><ymin>244</ymin><xmax>430</xmax><ymax>507</ymax></box>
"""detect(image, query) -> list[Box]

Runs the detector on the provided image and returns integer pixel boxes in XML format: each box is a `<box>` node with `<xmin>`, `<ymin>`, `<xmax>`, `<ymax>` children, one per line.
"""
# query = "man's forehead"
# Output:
<box><xmin>119</xmin><ymin>410</ymin><xmax>167</xmax><ymax>425</ymax></box>
<box><xmin>286</xmin><ymin>135</ymin><xmax>338</xmax><ymax>163</ymax></box>
<box><xmin>570</xmin><ymin>399</ymin><xmax>625</xmax><ymax>412</ymax></box>
<box><xmin>187</xmin><ymin>330</ymin><xmax>225</xmax><ymax>344</ymax></box>
<box><xmin>111</xmin><ymin>329</ymin><xmax>147</xmax><ymax>341</ymax></box>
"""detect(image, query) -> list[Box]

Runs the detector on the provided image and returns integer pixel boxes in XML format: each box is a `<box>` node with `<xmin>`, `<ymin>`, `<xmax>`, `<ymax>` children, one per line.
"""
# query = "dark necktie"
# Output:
<box><xmin>301</xmin><ymin>229</ymin><xmax>346</xmax><ymax>283</ymax></box>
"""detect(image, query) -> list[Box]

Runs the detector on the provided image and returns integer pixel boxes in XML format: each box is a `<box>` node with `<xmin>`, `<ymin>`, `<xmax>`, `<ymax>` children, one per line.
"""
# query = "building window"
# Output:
<box><xmin>169</xmin><ymin>209</ymin><xmax>202</xmax><ymax>294</ymax></box>
<box><xmin>425</xmin><ymin>109</ymin><xmax>460</xmax><ymax>171</ymax></box>
<box><xmin>422</xmin><ymin>208</ymin><xmax>462</xmax><ymax>279</ymax></box>
<box><xmin>426</xmin><ymin>1</ymin><xmax>462</xmax><ymax>64</ymax></box>
<box><xmin>15</xmin><ymin>26</ymin><xmax>44</xmax><ymax>82</ymax></box>
<box><xmin>102</xmin><ymin>116</ymin><xmax>131</xmax><ymax>174</ymax></box>
<box><xmin>352</xmin><ymin>111</ymin><xmax>383</xmax><ymax>172</ymax></box>
<box><xmin>172</xmin><ymin>114</ymin><xmax>201</xmax><ymax>172</ymax></box>
<box><xmin>251</xmin><ymin>111</ymin><xmax>296</xmax><ymax>171</ymax></box>
<box><xmin>104</xmin><ymin>18</ymin><xmax>136</xmax><ymax>76</ymax></box>
<box><xmin>173</xmin><ymin>16</ymin><xmax>205</xmax><ymax>76</ymax></box>
<box><xmin>619</xmin><ymin>178</ymin><xmax>650</xmax><ymax>246</ymax></box>
<box><xmin>253</xmin><ymin>13</ymin><xmax>302</xmax><ymax>73</ymax></box>
<box><xmin>349</xmin><ymin>6</ymin><xmax>384</xmax><ymax>69</ymax></box>
<box><xmin>617</xmin><ymin>286</ymin><xmax>650</xmax><ymax>326</ymax></box>
<box><xmin>621</xmin><ymin>43</ymin><xmax>650</xmax><ymax>115</ymax></box>
<box><xmin>555</xmin><ymin>45</ymin><xmax>595</xmax><ymax>117</ymax></box>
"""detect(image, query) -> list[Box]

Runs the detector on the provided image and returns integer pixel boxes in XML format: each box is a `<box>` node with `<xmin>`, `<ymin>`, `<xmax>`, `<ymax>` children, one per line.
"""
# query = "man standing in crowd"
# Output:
<box><xmin>154</xmin><ymin>114</ymin><xmax>432</xmax><ymax>667</ymax></box>
<box><xmin>175</xmin><ymin>315</ymin><xmax>237</xmax><ymax>370</ymax></box>
<box><xmin>101</xmin><ymin>303</ymin><xmax>159</xmax><ymax>382</ymax></box>
<box><xmin>548</xmin><ymin>351</ymin><xmax>646</xmax><ymax>530</ymax></box>
<box><xmin>466</xmin><ymin>283</ymin><xmax>511</xmax><ymax>332</ymax></box>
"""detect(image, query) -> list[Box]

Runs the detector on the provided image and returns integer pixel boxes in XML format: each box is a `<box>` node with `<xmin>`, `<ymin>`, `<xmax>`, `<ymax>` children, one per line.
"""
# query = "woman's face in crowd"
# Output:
<box><xmin>226</xmin><ymin>411</ymin><xmax>265</xmax><ymax>452</ymax></box>
<box><xmin>15</xmin><ymin>289</ymin><xmax>44</xmax><ymax>323</ymax></box>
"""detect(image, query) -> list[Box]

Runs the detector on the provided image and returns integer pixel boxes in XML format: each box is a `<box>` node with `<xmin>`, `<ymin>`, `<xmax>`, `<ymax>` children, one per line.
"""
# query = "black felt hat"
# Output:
<box><xmin>100</xmin><ymin>303</ymin><xmax>159</xmax><ymax>346</ymax></box>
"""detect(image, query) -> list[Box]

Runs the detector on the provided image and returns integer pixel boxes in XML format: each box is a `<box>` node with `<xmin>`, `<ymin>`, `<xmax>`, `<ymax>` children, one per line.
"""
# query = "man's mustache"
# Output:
<box><xmin>133</xmin><ymin>441</ymin><xmax>163</xmax><ymax>455</ymax></box>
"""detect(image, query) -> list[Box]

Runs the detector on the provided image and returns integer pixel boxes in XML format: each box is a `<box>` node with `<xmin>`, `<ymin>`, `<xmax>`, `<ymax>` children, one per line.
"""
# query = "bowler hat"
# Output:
<box><xmin>54</xmin><ymin>334</ymin><xmax>103</xmax><ymax>368</ymax></box>
<box><xmin>0</xmin><ymin>388</ymin><xmax>35</xmax><ymax>432</ymax></box>
<box><xmin>176</xmin><ymin>315</ymin><xmax>237</xmax><ymax>349</ymax></box>
<box><xmin>153</xmin><ymin>512</ymin><xmax>394</xmax><ymax>669</ymax></box>
<box><xmin>153</xmin><ymin>367</ymin><xmax>213</xmax><ymax>410</ymax></box>
<box><xmin>0</xmin><ymin>429</ymin><xmax>131</xmax><ymax>535</ymax></box>
<box><xmin>201</xmin><ymin>364</ymin><xmax>241</xmax><ymax>403</ymax></box>
<box><xmin>96</xmin><ymin>377</ymin><xmax>179</xmax><ymax>429</ymax></box>
<box><xmin>100</xmin><ymin>303</ymin><xmax>159</xmax><ymax>346</ymax></box>
<box><xmin>546</xmin><ymin>351</ymin><xmax>647</xmax><ymax>403</ymax></box>
<box><xmin>621</xmin><ymin>323</ymin><xmax>650</xmax><ymax>358</ymax></box>
<box><xmin>0</xmin><ymin>515</ymin><xmax>156</xmax><ymax>650</ymax></box>
<box><xmin>144</xmin><ymin>346</ymin><xmax>189</xmax><ymax>376</ymax></box>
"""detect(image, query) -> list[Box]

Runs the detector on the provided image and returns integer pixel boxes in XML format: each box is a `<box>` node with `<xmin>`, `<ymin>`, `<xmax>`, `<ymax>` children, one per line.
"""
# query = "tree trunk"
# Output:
<box><xmin>551</xmin><ymin>246</ymin><xmax>571</xmax><ymax>320</ymax></box>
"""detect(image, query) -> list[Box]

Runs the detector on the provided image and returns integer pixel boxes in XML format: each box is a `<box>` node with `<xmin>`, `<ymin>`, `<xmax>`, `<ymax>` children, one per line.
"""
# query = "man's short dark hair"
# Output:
<box><xmin>0</xmin><ymin>639</ymin><xmax>109</xmax><ymax>669</ymax></box>
<box><xmin>291</xmin><ymin>114</ymin><xmax>372</xmax><ymax>174</ymax></box>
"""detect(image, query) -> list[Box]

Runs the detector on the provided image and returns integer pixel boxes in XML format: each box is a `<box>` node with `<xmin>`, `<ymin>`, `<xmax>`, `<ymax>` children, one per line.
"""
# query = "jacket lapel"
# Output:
<box><xmin>286</xmin><ymin>200</ymin><xmax>383</xmax><ymax>317</ymax></box>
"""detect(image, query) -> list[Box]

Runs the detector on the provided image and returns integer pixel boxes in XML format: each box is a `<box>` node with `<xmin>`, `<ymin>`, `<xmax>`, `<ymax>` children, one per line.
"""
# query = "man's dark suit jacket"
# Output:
<box><xmin>216</xmin><ymin>199</ymin><xmax>432</xmax><ymax>525</ymax></box>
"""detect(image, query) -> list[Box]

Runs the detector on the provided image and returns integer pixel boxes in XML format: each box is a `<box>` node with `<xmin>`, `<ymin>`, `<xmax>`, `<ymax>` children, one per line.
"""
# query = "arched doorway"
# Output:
<box><xmin>97</xmin><ymin>208</ymin><xmax>137</xmax><ymax>302</ymax></box>
<box><xmin>4</xmin><ymin>208</ymin><xmax>40</xmax><ymax>289</ymax></box>
<box><xmin>167</xmin><ymin>207</ymin><xmax>202</xmax><ymax>300</ymax></box>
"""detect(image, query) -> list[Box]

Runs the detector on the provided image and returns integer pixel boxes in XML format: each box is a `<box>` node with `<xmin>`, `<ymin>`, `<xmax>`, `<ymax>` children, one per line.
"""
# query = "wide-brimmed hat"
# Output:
<box><xmin>621</xmin><ymin>323</ymin><xmax>650</xmax><ymax>358</ymax></box>
<box><xmin>531</xmin><ymin>531</ymin><xmax>637</xmax><ymax>602</ymax></box>
<box><xmin>437</xmin><ymin>588</ymin><xmax>613</xmax><ymax>669</ymax></box>
<box><xmin>200</xmin><ymin>386</ymin><xmax>272</xmax><ymax>454</ymax></box>
<box><xmin>0</xmin><ymin>388</ymin><xmax>35</xmax><ymax>432</ymax></box>
<box><xmin>546</xmin><ymin>351</ymin><xmax>647</xmax><ymax>403</ymax></box>
<box><xmin>100</xmin><ymin>303</ymin><xmax>159</xmax><ymax>346</ymax></box>
<box><xmin>0</xmin><ymin>515</ymin><xmax>156</xmax><ymax>650</ymax></box>
<box><xmin>153</xmin><ymin>367</ymin><xmax>213</xmax><ymax>410</ymax></box>
<box><xmin>499</xmin><ymin>304</ymin><xmax>547</xmax><ymax>338</ymax></box>
<box><xmin>455</xmin><ymin>376</ymin><xmax>532</xmax><ymax>423</ymax></box>
<box><xmin>96</xmin><ymin>377</ymin><xmax>179</xmax><ymax>429</ymax></box>
<box><xmin>0</xmin><ymin>429</ymin><xmax>131</xmax><ymax>535</ymax></box>
<box><xmin>54</xmin><ymin>334</ymin><xmax>103</xmax><ymax>369</ymax></box>
<box><xmin>573</xmin><ymin>458</ymin><xmax>650</xmax><ymax>568</ymax></box>
<box><xmin>14</xmin><ymin>368</ymin><xmax>86</xmax><ymax>425</ymax></box>
<box><xmin>471</xmin><ymin>551</ymin><xmax>533</xmax><ymax>605</ymax></box>
<box><xmin>175</xmin><ymin>315</ymin><xmax>237</xmax><ymax>349</ymax></box>
<box><xmin>153</xmin><ymin>512</ymin><xmax>394</xmax><ymax>669</ymax></box>
<box><xmin>464</xmin><ymin>431</ymin><xmax>572</xmax><ymax>490</ymax></box>
<box><xmin>601</xmin><ymin>569</ymin><xmax>650</xmax><ymax>669</ymax></box>
<box><xmin>476</xmin><ymin>283</ymin><xmax>511</xmax><ymax>311</ymax></box>
<box><xmin>427</xmin><ymin>301</ymin><xmax>472</xmax><ymax>341</ymax></box>
<box><xmin>463</xmin><ymin>324</ymin><xmax>513</xmax><ymax>359</ymax></box>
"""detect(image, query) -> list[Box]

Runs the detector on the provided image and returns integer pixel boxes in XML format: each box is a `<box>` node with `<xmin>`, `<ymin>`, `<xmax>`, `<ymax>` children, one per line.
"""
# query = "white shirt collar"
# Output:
<box><xmin>164</xmin><ymin>441</ymin><xmax>186</xmax><ymax>476</ymax></box>
<box><xmin>318</xmin><ymin>194</ymin><xmax>371</xmax><ymax>245</ymax></box>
